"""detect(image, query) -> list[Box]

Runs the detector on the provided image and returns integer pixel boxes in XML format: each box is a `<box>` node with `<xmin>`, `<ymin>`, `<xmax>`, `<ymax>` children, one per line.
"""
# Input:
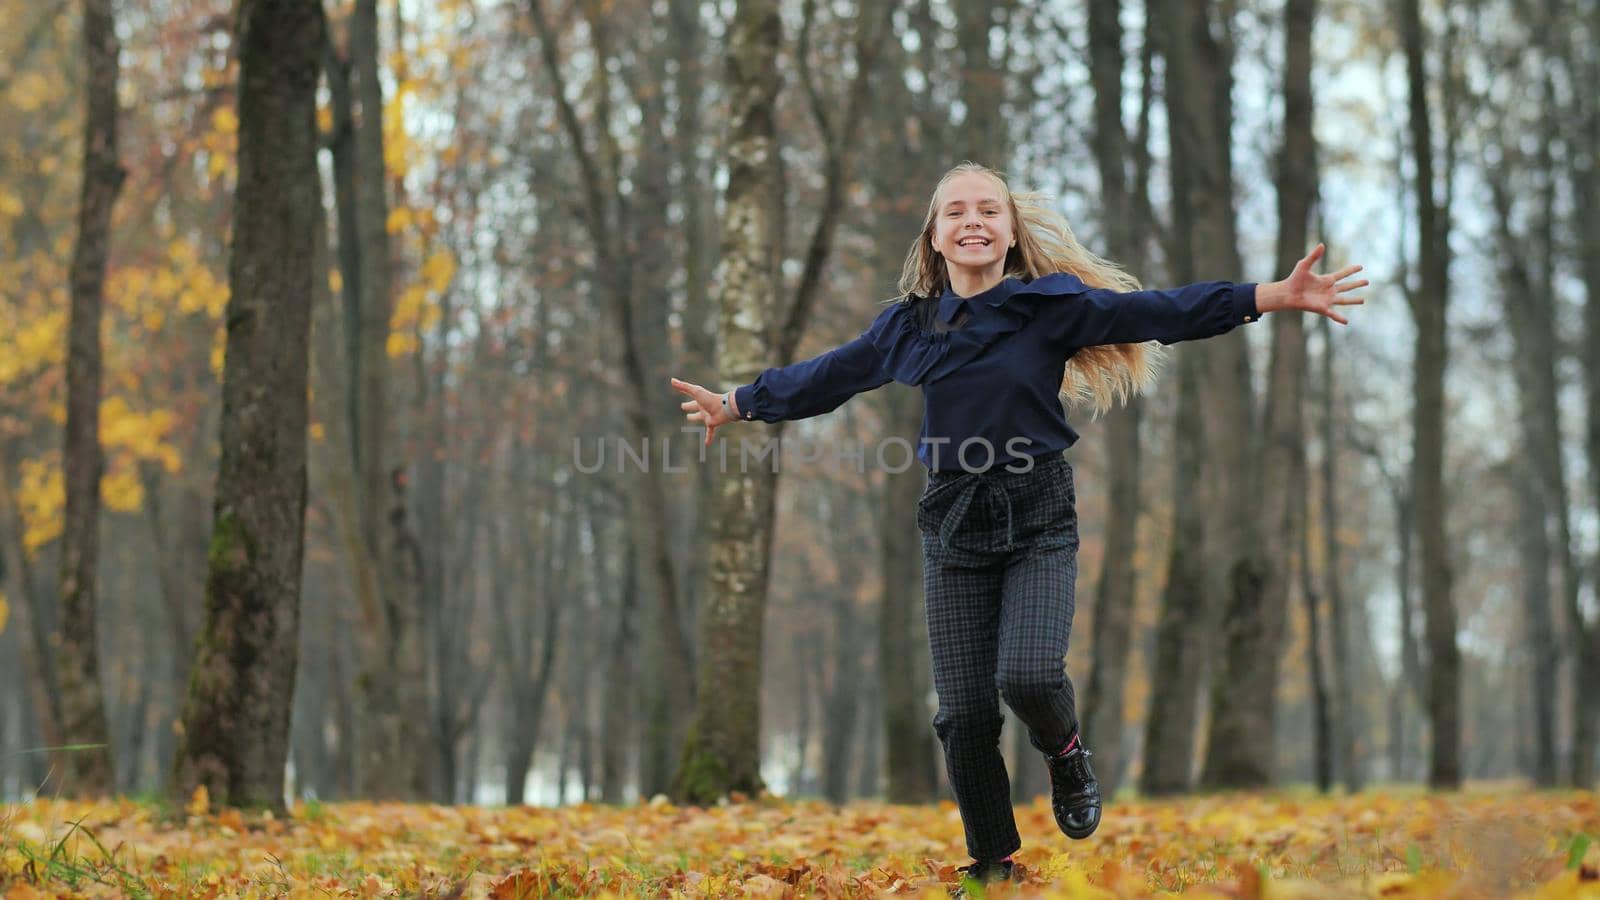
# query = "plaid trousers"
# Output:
<box><xmin>917</xmin><ymin>452</ymin><xmax>1081</xmax><ymax>861</ymax></box>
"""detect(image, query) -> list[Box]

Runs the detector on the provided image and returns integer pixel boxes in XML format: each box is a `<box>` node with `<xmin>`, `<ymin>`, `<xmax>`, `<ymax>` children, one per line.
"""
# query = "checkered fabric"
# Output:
<box><xmin>917</xmin><ymin>452</ymin><xmax>1082</xmax><ymax>861</ymax></box>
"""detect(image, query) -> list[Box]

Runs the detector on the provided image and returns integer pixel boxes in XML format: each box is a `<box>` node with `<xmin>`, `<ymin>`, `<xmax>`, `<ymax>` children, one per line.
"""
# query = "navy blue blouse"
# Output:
<box><xmin>732</xmin><ymin>273</ymin><xmax>1260</xmax><ymax>471</ymax></box>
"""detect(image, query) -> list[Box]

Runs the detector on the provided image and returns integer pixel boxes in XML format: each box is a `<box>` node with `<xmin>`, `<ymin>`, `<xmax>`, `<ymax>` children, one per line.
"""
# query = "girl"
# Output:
<box><xmin>670</xmin><ymin>162</ymin><xmax>1364</xmax><ymax>885</ymax></box>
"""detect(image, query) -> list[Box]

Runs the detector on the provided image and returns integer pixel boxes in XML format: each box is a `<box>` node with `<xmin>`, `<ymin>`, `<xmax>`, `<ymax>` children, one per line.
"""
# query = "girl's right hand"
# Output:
<box><xmin>671</xmin><ymin>377</ymin><xmax>736</xmax><ymax>447</ymax></box>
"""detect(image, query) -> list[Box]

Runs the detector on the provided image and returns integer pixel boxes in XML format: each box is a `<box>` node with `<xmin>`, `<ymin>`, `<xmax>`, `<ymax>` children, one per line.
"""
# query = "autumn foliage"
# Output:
<box><xmin>2</xmin><ymin>792</ymin><xmax>1597</xmax><ymax>898</ymax></box>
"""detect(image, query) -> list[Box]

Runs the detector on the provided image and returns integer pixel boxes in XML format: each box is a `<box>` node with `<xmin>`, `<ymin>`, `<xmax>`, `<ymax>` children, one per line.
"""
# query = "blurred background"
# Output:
<box><xmin>0</xmin><ymin>0</ymin><xmax>1595</xmax><ymax>806</ymax></box>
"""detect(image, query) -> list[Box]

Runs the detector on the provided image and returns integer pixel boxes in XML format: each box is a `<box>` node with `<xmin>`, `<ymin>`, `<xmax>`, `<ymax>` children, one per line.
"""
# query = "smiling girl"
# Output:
<box><xmin>670</xmin><ymin>162</ymin><xmax>1365</xmax><ymax>885</ymax></box>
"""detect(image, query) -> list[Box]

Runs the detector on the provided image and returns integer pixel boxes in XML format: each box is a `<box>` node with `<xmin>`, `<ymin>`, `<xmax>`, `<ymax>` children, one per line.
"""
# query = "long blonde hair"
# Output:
<box><xmin>897</xmin><ymin>162</ymin><xmax>1161</xmax><ymax>415</ymax></box>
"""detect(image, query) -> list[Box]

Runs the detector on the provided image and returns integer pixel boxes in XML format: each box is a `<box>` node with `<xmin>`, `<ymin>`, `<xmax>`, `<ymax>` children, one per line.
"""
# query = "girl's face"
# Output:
<box><xmin>929</xmin><ymin>171</ymin><xmax>1016</xmax><ymax>279</ymax></box>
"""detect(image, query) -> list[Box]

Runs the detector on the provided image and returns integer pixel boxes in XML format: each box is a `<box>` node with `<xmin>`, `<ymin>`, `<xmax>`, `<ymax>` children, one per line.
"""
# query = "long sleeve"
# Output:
<box><xmin>732</xmin><ymin>310</ymin><xmax>895</xmax><ymax>423</ymax></box>
<box><xmin>1035</xmin><ymin>277</ymin><xmax>1261</xmax><ymax>349</ymax></box>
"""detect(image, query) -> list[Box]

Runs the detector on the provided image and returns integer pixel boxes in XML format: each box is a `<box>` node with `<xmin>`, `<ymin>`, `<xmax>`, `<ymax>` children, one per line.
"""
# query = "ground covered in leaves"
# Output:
<box><xmin>2</xmin><ymin>789</ymin><xmax>1597</xmax><ymax>897</ymax></box>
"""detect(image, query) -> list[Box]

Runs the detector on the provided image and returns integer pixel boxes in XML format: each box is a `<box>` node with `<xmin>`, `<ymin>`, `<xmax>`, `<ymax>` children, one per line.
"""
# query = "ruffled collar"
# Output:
<box><xmin>935</xmin><ymin>277</ymin><xmax>1029</xmax><ymax>324</ymax></box>
<box><xmin>873</xmin><ymin>273</ymin><xmax>1089</xmax><ymax>386</ymax></box>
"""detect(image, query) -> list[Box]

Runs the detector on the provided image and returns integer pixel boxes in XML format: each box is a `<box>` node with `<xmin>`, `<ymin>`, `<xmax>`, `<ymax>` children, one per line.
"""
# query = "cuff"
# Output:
<box><xmin>1231</xmin><ymin>283</ymin><xmax>1260</xmax><ymax>325</ymax></box>
<box><xmin>733</xmin><ymin>384</ymin><xmax>760</xmax><ymax>421</ymax></box>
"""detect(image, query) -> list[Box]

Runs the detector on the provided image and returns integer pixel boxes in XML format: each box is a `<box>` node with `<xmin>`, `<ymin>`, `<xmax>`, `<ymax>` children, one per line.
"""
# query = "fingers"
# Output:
<box><xmin>1303</xmin><ymin>243</ymin><xmax>1326</xmax><ymax>266</ymax></box>
<box><xmin>1334</xmin><ymin>278</ymin><xmax>1369</xmax><ymax>293</ymax></box>
<box><xmin>1328</xmin><ymin>263</ymin><xmax>1363</xmax><ymax>281</ymax></box>
<box><xmin>669</xmin><ymin>377</ymin><xmax>699</xmax><ymax>397</ymax></box>
<box><xmin>681</xmin><ymin>399</ymin><xmax>698</xmax><ymax>411</ymax></box>
<box><xmin>1326</xmin><ymin>310</ymin><xmax>1350</xmax><ymax>325</ymax></box>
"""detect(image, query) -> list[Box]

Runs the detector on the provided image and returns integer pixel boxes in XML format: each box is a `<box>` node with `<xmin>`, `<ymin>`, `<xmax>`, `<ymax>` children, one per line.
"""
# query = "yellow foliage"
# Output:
<box><xmin>387</xmin><ymin>330</ymin><xmax>419</xmax><ymax>358</ymax></box>
<box><xmin>421</xmin><ymin>249</ymin><xmax>456</xmax><ymax>294</ymax></box>
<box><xmin>101</xmin><ymin>466</ymin><xmax>144</xmax><ymax>512</ymax></box>
<box><xmin>1</xmin><ymin>792</ymin><xmax>1594</xmax><ymax>898</ymax></box>
<box><xmin>100</xmin><ymin>396</ymin><xmax>178</xmax><ymax>462</ymax></box>
<box><xmin>0</xmin><ymin>309</ymin><xmax>67</xmax><ymax>385</ymax></box>
<box><xmin>211</xmin><ymin>105</ymin><xmax>238</xmax><ymax>136</ymax></box>
<box><xmin>17</xmin><ymin>456</ymin><xmax>63</xmax><ymax>555</ymax></box>
<box><xmin>386</xmin><ymin>206</ymin><xmax>412</xmax><ymax>234</ymax></box>
<box><xmin>207</xmin><ymin>151</ymin><xmax>229</xmax><ymax>181</ymax></box>
<box><xmin>6</xmin><ymin>70</ymin><xmax>54</xmax><ymax>112</ymax></box>
<box><xmin>187</xmin><ymin>784</ymin><xmax>210</xmax><ymax>817</ymax></box>
<box><xmin>0</xmin><ymin>593</ymin><xmax>8</xmax><ymax>636</ymax></box>
<box><xmin>329</xmin><ymin>267</ymin><xmax>343</xmax><ymax>295</ymax></box>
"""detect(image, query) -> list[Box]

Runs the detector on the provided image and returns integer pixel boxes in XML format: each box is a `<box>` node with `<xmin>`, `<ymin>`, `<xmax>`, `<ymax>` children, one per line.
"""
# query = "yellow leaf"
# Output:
<box><xmin>207</xmin><ymin>152</ymin><xmax>229</xmax><ymax>181</ymax></box>
<box><xmin>309</xmin><ymin>422</ymin><xmax>326</xmax><ymax>443</ymax></box>
<box><xmin>386</xmin><ymin>207</ymin><xmax>412</xmax><ymax>234</ymax></box>
<box><xmin>421</xmin><ymin>249</ymin><xmax>456</xmax><ymax>294</ymax></box>
<box><xmin>212</xmin><ymin>106</ymin><xmax>239</xmax><ymax>136</ymax></box>
<box><xmin>101</xmin><ymin>466</ymin><xmax>144</xmax><ymax>513</ymax></box>
<box><xmin>0</xmin><ymin>593</ymin><xmax>9</xmax><ymax>636</ymax></box>
<box><xmin>187</xmin><ymin>784</ymin><xmax>209</xmax><ymax>817</ymax></box>
<box><xmin>7</xmin><ymin>71</ymin><xmax>53</xmax><ymax>112</ymax></box>
<box><xmin>17</xmin><ymin>457</ymin><xmax>63</xmax><ymax>555</ymax></box>
<box><xmin>387</xmin><ymin>331</ymin><xmax>418</xmax><ymax>358</ymax></box>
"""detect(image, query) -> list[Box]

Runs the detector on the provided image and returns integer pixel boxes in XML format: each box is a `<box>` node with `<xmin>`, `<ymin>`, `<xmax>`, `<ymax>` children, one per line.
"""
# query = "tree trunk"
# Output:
<box><xmin>671</xmin><ymin>0</ymin><xmax>783</xmax><ymax>804</ymax></box>
<box><xmin>1320</xmin><ymin>318</ymin><xmax>1361</xmax><ymax>792</ymax></box>
<box><xmin>821</xmin><ymin>585</ymin><xmax>863</xmax><ymax>804</ymax></box>
<box><xmin>1141</xmin><ymin>353</ymin><xmax>1208</xmax><ymax>795</ymax></box>
<box><xmin>1489</xmin><ymin>174</ymin><xmax>1561</xmax><ymax>788</ymax></box>
<box><xmin>878</xmin><ymin>390</ymin><xmax>941</xmax><ymax>803</ymax></box>
<box><xmin>1225</xmin><ymin>0</ymin><xmax>1315</xmax><ymax>790</ymax></box>
<box><xmin>1144</xmin><ymin>0</ymin><xmax>1250</xmax><ymax>794</ymax></box>
<box><xmin>1577</xmin><ymin>29</ymin><xmax>1600</xmax><ymax>789</ymax></box>
<box><xmin>1300</xmin><ymin>506</ymin><xmax>1332</xmax><ymax>793</ymax></box>
<box><xmin>171</xmin><ymin>0</ymin><xmax>324</xmax><ymax>813</ymax></box>
<box><xmin>1400</xmin><ymin>0</ymin><xmax>1460</xmax><ymax>790</ymax></box>
<box><xmin>1179</xmin><ymin>0</ymin><xmax>1271</xmax><ymax>790</ymax></box>
<box><xmin>672</xmin><ymin>0</ymin><xmax>895</xmax><ymax>803</ymax></box>
<box><xmin>55</xmin><ymin>0</ymin><xmax>124</xmax><ymax>798</ymax></box>
<box><xmin>1080</xmin><ymin>0</ymin><xmax>1145</xmax><ymax>799</ymax></box>
<box><xmin>349</xmin><ymin>0</ymin><xmax>427</xmax><ymax>802</ymax></box>
<box><xmin>601</xmin><ymin>523</ymin><xmax>639</xmax><ymax>803</ymax></box>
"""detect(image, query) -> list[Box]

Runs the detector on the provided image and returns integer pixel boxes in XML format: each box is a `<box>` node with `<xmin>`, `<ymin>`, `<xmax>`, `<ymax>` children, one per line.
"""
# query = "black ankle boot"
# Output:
<box><xmin>1047</xmin><ymin>742</ymin><xmax>1101</xmax><ymax>839</ymax></box>
<box><xmin>955</xmin><ymin>857</ymin><xmax>1023</xmax><ymax>890</ymax></box>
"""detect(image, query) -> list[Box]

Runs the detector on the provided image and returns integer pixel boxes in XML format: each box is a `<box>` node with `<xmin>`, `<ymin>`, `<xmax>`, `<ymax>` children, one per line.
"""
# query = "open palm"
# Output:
<box><xmin>1281</xmin><ymin>243</ymin><xmax>1366</xmax><ymax>324</ymax></box>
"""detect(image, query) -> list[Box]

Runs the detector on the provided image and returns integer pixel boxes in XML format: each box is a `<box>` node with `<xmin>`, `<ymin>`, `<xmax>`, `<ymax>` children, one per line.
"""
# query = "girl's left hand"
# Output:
<box><xmin>1260</xmin><ymin>243</ymin><xmax>1367</xmax><ymax>324</ymax></box>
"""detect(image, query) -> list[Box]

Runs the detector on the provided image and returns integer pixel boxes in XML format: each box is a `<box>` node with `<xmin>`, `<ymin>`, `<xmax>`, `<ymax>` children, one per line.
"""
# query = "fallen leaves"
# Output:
<box><xmin>0</xmin><ymin>790</ymin><xmax>1595</xmax><ymax>897</ymax></box>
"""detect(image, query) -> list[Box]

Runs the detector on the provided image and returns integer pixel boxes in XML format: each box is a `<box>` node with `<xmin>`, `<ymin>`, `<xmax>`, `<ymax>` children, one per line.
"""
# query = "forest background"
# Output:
<box><xmin>1</xmin><ymin>0</ymin><xmax>1597</xmax><ymax>818</ymax></box>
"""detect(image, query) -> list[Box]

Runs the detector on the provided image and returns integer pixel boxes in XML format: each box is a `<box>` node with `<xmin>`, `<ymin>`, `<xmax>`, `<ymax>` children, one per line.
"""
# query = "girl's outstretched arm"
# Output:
<box><xmin>1044</xmin><ymin>243</ymin><xmax>1366</xmax><ymax>350</ymax></box>
<box><xmin>671</xmin><ymin>307</ymin><xmax>898</xmax><ymax>446</ymax></box>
